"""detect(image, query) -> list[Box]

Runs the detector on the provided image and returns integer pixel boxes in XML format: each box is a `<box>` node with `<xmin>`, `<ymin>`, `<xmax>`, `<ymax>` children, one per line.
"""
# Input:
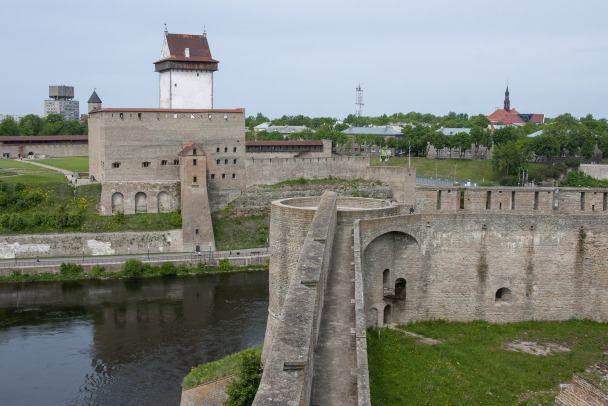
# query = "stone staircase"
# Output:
<box><xmin>311</xmin><ymin>224</ymin><xmax>357</xmax><ymax>405</ymax></box>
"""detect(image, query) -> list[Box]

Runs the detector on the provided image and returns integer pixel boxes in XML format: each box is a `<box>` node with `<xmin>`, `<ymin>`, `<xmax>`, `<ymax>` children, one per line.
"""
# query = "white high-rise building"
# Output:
<box><xmin>154</xmin><ymin>30</ymin><xmax>219</xmax><ymax>109</ymax></box>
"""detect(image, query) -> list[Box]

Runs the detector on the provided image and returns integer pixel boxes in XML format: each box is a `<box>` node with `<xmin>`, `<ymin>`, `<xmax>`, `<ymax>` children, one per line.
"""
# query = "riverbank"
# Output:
<box><xmin>0</xmin><ymin>257</ymin><xmax>268</xmax><ymax>283</ymax></box>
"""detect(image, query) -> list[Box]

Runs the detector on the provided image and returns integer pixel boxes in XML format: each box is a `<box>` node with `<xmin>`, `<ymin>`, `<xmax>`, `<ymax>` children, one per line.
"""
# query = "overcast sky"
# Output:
<box><xmin>2</xmin><ymin>0</ymin><xmax>607</xmax><ymax>120</ymax></box>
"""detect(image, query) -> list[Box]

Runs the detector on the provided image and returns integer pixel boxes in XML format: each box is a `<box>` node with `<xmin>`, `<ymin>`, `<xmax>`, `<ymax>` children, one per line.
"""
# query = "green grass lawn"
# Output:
<box><xmin>368</xmin><ymin>319</ymin><xmax>608</xmax><ymax>405</ymax></box>
<box><xmin>33</xmin><ymin>156</ymin><xmax>89</xmax><ymax>172</ymax></box>
<box><xmin>0</xmin><ymin>173</ymin><xmax>68</xmax><ymax>184</ymax></box>
<box><xmin>0</xmin><ymin>159</ymin><xmax>40</xmax><ymax>171</ymax></box>
<box><xmin>371</xmin><ymin>157</ymin><xmax>553</xmax><ymax>185</ymax></box>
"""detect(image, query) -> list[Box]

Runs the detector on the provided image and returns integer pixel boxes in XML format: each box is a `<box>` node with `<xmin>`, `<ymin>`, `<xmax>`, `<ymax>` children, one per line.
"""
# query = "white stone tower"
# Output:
<box><xmin>154</xmin><ymin>29</ymin><xmax>219</xmax><ymax>109</ymax></box>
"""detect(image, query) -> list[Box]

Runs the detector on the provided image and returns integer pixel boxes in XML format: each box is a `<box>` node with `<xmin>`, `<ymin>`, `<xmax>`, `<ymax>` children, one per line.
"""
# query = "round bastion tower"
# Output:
<box><xmin>154</xmin><ymin>29</ymin><xmax>219</xmax><ymax>109</ymax></box>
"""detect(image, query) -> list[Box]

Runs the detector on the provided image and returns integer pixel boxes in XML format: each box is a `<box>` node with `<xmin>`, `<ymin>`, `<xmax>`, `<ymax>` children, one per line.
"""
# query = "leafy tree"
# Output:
<box><xmin>493</xmin><ymin>126</ymin><xmax>522</xmax><ymax>146</ymax></box>
<box><xmin>224</xmin><ymin>351</ymin><xmax>263</xmax><ymax>406</ymax></box>
<box><xmin>0</xmin><ymin>116</ymin><xmax>19</xmax><ymax>137</ymax></box>
<box><xmin>429</xmin><ymin>131</ymin><xmax>446</xmax><ymax>159</ymax></box>
<box><xmin>531</xmin><ymin>133</ymin><xmax>560</xmax><ymax>161</ymax></box>
<box><xmin>454</xmin><ymin>131</ymin><xmax>472</xmax><ymax>160</ymax></box>
<box><xmin>492</xmin><ymin>141</ymin><xmax>526</xmax><ymax>177</ymax></box>
<box><xmin>19</xmin><ymin>114</ymin><xmax>44</xmax><ymax>136</ymax></box>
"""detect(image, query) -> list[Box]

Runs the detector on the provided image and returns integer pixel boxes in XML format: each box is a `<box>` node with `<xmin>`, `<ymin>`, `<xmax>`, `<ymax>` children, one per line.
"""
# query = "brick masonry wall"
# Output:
<box><xmin>359</xmin><ymin>213</ymin><xmax>608</xmax><ymax>327</ymax></box>
<box><xmin>555</xmin><ymin>374</ymin><xmax>608</xmax><ymax>406</ymax></box>
<box><xmin>0</xmin><ymin>142</ymin><xmax>88</xmax><ymax>158</ymax></box>
<box><xmin>0</xmin><ymin>229</ymin><xmax>183</xmax><ymax>259</ymax></box>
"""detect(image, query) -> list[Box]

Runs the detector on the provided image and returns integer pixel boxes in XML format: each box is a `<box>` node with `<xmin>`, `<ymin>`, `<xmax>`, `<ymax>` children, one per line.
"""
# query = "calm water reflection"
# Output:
<box><xmin>0</xmin><ymin>272</ymin><xmax>269</xmax><ymax>406</ymax></box>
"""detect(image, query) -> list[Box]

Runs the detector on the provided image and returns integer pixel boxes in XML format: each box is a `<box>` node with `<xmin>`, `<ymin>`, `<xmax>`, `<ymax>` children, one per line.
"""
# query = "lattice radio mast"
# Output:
<box><xmin>355</xmin><ymin>83</ymin><xmax>364</xmax><ymax>117</ymax></box>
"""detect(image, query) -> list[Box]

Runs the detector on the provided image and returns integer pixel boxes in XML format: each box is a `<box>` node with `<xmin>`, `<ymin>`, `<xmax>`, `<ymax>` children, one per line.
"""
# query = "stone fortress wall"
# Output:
<box><xmin>0</xmin><ymin>141</ymin><xmax>88</xmax><ymax>158</ymax></box>
<box><xmin>260</xmin><ymin>184</ymin><xmax>608</xmax><ymax>405</ymax></box>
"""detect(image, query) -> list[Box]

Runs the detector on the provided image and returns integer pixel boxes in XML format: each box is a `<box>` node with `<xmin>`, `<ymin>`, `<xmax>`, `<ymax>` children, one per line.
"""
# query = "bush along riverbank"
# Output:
<box><xmin>0</xmin><ymin>258</ymin><xmax>268</xmax><ymax>284</ymax></box>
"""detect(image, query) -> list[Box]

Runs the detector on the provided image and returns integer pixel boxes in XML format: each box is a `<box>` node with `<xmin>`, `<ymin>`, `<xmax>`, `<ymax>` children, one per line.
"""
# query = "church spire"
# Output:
<box><xmin>504</xmin><ymin>82</ymin><xmax>510</xmax><ymax>112</ymax></box>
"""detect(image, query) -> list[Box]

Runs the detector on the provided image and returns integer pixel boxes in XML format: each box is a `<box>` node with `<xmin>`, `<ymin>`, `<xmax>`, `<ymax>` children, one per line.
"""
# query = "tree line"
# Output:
<box><xmin>0</xmin><ymin>114</ymin><xmax>88</xmax><ymax>137</ymax></box>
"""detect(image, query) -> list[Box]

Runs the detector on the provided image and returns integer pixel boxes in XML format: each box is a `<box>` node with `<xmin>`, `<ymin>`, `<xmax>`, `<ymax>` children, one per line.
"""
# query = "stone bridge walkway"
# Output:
<box><xmin>311</xmin><ymin>224</ymin><xmax>356</xmax><ymax>405</ymax></box>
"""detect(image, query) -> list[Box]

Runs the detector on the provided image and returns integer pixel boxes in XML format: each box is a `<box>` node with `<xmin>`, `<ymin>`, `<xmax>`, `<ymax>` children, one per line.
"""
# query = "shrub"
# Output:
<box><xmin>224</xmin><ymin>351</ymin><xmax>263</xmax><ymax>406</ymax></box>
<box><xmin>87</xmin><ymin>266</ymin><xmax>106</xmax><ymax>277</ymax></box>
<box><xmin>565</xmin><ymin>156</ymin><xmax>581</xmax><ymax>169</ymax></box>
<box><xmin>170</xmin><ymin>209</ymin><xmax>182</xmax><ymax>227</ymax></box>
<box><xmin>114</xmin><ymin>210</ymin><xmax>125</xmax><ymax>224</ymax></box>
<box><xmin>60</xmin><ymin>262</ymin><xmax>83</xmax><ymax>276</ymax></box>
<box><xmin>499</xmin><ymin>175</ymin><xmax>518</xmax><ymax>186</ymax></box>
<box><xmin>160</xmin><ymin>262</ymin><xmax>177</xmax><ymax>276</ymax></box>
<box><xmin>123</xmin><ymin>259</ymin><xmax>144</xmax><ymax>277</ymax></box>
<box><xmin>219</xmin><ymin>258</ymin><xmax>232</xmax><ymax>272</ymax></box>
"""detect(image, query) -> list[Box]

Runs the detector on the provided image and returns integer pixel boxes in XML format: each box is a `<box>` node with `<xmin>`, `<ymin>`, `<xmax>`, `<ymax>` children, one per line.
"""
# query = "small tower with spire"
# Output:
<box><xmin>504</xmin><ymin>83</ymin><xmax>510</xmax><ymax>112</ymax></box>
<box><xmin>87</xmin><ymin>90</ymin><xmax>102</xmax><ymax>113</ymax></box>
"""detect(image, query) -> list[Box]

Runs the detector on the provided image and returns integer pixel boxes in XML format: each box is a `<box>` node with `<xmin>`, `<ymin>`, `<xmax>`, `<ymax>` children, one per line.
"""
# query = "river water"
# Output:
<box><xmin>0</xmin><ymin>272</ymin><xmax>269</xmax><ymax>406</ymax></box>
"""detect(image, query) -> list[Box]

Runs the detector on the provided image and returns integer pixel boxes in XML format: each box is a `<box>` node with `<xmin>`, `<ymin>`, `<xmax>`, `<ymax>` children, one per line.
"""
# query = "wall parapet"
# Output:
<box><xmin>254</xmin><ymin>191</ymin><xmax>338</xmax><ymax>405</ymax></box>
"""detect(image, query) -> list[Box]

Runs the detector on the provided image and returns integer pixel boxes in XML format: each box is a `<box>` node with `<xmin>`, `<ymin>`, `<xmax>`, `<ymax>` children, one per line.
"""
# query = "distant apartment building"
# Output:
<box><xmin>44</xmin><ymin>85</ymin><xmax>79</xmax><ymax>121</ymax></box>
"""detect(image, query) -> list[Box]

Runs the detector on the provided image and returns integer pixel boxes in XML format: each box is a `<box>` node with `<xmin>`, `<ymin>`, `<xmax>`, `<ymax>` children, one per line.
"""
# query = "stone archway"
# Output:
<box><xmin>135</xmin><ymin>192</ymin><xmax>147</xmax><ymax>213</ymax></box>
<box><xmin>158</xmin><ymin>191</ymin><xmax>171</xmax><ymax>213</ymax></box>
<box><xmin>383</xmin><ymin>305</ymin><xmax>392</xmax><ymax>326</ymax></box>
<box><xmin>112</xmin><ymin>192</ymin><xmax>124</xmax><ymax>214</ymax></box>
<box><xmin>395</xmin><ymin>278</ymin><xmax>406</xmax><ymax>301</ymax></box>
<box><xmin>368</xmin><ymin>307</ymin><xmax>378</xmax><ymax>328</ymax></box>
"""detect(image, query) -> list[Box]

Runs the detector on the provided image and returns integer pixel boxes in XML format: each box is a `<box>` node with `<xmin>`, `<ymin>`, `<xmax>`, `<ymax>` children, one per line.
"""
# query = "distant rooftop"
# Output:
<box><xmin>342</xmin><ymin>126</ymin><xmax>402</xmax><ymax>136</ymax></box>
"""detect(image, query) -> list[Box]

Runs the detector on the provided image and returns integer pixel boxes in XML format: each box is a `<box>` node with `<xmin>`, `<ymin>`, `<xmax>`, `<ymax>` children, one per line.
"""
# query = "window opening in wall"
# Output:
<box><xmin>511</xmin><ymin>191</ymin><xmax>515</xmax><ymax>210</ymax></box>
<box><xmin>233</xmin><ymin>159</ymin><xmax>237</xmax><ymax>164</ymax></box>
<box><xmin>604</xmin><ymin>193</ymin><xmax>607</xmax><ymax>211</ymax></box>
<box><xmin>195</xmin><ymin>228</ymin><xmax>199</xmax><ymax>235</ymax></box>
<box><xmin>495</xmin><ymin>287</ymin><xmax>512</xmax><ymax>304</ymax></box>
<box><xmin>216</xmin><ymin>159</ymin><xmax>220</xmax><ymax>165</ymax></box>
<box><xmin>193</xmin><ymin>176</ymin><xmax>197</xmax><ymax>183</ymax></box>
<box><xmin>233</xmin><ymin>147</ymin><xmax>237</xmax><ymax>152</ymax></box>
<box><xmin>232</xmin><ymin>173</ymin><xmax>235</xmax><ymax>179</ymax></box>
<box><xmin>224</xmin><ymin>159</ymin><xmax>228</xmax><ymax>164</ymax></box>
<box><xmin>592</xmin><ymin>204</ymin><xmax>595</xmax><ymax>211</ymax></box>
<box><xmin>211</xmin><ymin>174</ymin><xmax>215</xmax><ymax>179</ymax></box>
<box><xmin>174</xmin><ymin>159</ymin><xmax>179</xmax><ymax>165</ymax></box>
<box><xmin>436</xmin><ymin>190</ymin><xmax>442</xmax><ymax>210</ymax></box>
<box><xmin>534</xmin><ymin>191</ymin><xmax>539</xmax><ymax>210</ymax></box>
<box><xmin>224</xmin><ymin>147</ymin><xmax>228</xmax><ymax>152</ymax></box>
<box><xmin>174</xmin><ymin>83</ymin><xmax>177</xmax><ymax>87</ymax></box>
<box><xmin>395</xmin><ymin>278</ymin><xmax>406</xmax><ymax>301</ymax></box>
<box><xmin>216</xmin><ymin>147</ymin><xmax>220</xmax><ymax>152</ymax></box>
<box><xmin>161</xmin><ymin>160</ymin><xmax>167</xmax><ymax>166</ymax></box>
<box><xmin>193</xmin><ymin>159</ymin><xmax>197</xmax><ymax>166</ymax></box>
<box><xmin>580</xmin><ymin>192</ymin><xmax>585</xmax><ymax>211</ymax></box>
<box><xmin>382</xmin><ymin>269</ymin><xmax>390</xmax><ymax>295</ymax></box>
<box><xmin>222</xmin><ymin>174</ymin><xmax>226</xmax><ymax>179</ymax></box>
<box><xmin>138</xmin><ymin>113</ymin><xmax>142</xmax><ymax>119</ymax></box>
<box><xmin>460</xmin><ymin>188</ymin><xmax>465</xmax><ymax>209</ymax></box>
<box><xmin>142</xmin><ymin>162</ymin><xmax>150</xmax><ymax>168</ymax></box>
<box><xmin>193</xmin><ymin>148</ymin><xmax>197</xmax><ymax>155</ymax></box>
<box><xmin>112</xmin><ymin>162</ymin><xmax>120</xmax><ymax>169</ymax></box>
<box><xmin>119</xmin><ymin>113</ymin><xmax>123</xmax><ymax>119</ymax></box>
<box><xmin>499</xmin><ymin>202</ymin><xmax>502</xmax><ymax>210</ymax></box>
<box><xmin>486</xmin><ymin>191</ymin><xmax>491</xmax><ymax>210</ymax></box>
<box><xmin>383</xmin><ymin>305</ymin><xmax>391</xmax><ymax>325</ymax></box>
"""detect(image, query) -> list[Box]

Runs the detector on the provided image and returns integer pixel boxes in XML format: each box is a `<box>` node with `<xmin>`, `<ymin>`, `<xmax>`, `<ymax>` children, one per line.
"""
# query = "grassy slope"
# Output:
<box><xmin>368</xmin><ymin>319</ymin><xmax>608</xmax><ymax>405</ymax></box>
<box><xmin>0</xmin><ymin>159</ymin><xmax>40</xmax><ymax>171</ymax></box>
<box><xmin>370</xmin><ymin>157</ymin><xmax>549</xmax><ymax>184</ymax></box>
<box><xmin>213</xmin><ymin>215</ymin><xmax>270</xmax><ymax>250</ymax></box>
<box><xmin>33</xmin><ymin>156</ymin><xmax>89</xmax><ymax>172</ymax></box>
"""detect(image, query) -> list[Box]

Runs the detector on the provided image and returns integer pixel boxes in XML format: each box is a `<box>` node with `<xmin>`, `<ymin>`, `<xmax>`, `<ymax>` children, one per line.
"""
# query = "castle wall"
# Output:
<box><xmin>0</xmin><ymin>229</ymin><xmax>183</xmax><ymax>259</ymax></box>
<box><xmin>365</xmin><ymin>166</ymin><xmax>416</xmax><ymax>206</ymax></box>
<box><xmin>581</xmin><ymin>163</ymin><xmax>608</xmax><ymax>180</ymax></box>
<box><xmin>359</xmin><ymin>213</ymin><xmax>608</xmax><ymax>326</ymax></box>
<box><xmin>0</xmin><ymin>142</ymin><xmax>87</xmax><ymax>158</ymax></box>
<box><xmin>99</xmin><ymin>181</ymin><xmax>180</xmax><ymax>216</ymax></box>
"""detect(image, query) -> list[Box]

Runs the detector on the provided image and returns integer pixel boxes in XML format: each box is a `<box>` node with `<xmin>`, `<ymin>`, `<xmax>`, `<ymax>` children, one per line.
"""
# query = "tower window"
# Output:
<box><xmin>112</xmin><ymin>162</ymin><xmax>120</xmax><ymax>169</ymax></box>
<box><xmin>142</xmin><ymin>162</ymin><xmax>150</xmax><ymax>168</ymax></box>
<box><xmin>195</xmin><ymin>228</ymin><xmax>199</xmax><ymax>235</ymax></box>
<box><xmin>138</xmin><ymin>113</ymin><xmax>142</xmax><ymax>119</ymax></box>
<box><xmin>211</xmin><ymin>174</ymin><xmax>215</xmax><ymax>179</ymax></box>
<box><xmin>232</xmin><ymin>173</ymin><xmax>235</xmax><ymax>179</ymax></box>
<box><xmin>233</xmin><ymin>147</ymin><xmax>237</xmax><ymax>152</ymax></box>
<box><xmin>224</xmin><ymin>159</ymin><xmax>228</xmax><ymax>164</ymax></box>
<box><xmin>161</xmin><ymin>160</ymin><xmax>168</xmax><ymax>166</ymax></box>
<box><xmin>216</xmin><ymin>159</ymin><xmax>220</xmax><ymax>165</ymax></box>
<box><xmin>193</xmin><ymin>176</ymin><xmax>197</xmax><ymax>183</ymax></box>
<box><xmin>222</xmin><ymin>174</ymin><xmax>226</xmax><ymax>179</ymax></box>
<box><xmin>193</xmin><ymin>159</ymin><xmax>197</xmax><ymax>166</ymax></box>
<box><xmin>233</xmin><ymin>159</ymin><xmax>237</xmax><ymax>164</ymax></box>
<box><xmin>216</xmin><ymin>147</ymin><xmax>220</xmax><ymax>153</ymax></box>
<box><xmin>224</xmin><ymin>147</ymin><xmax>228</xmax><ymax>152</ymax></box>
<box><xmin>174</xmin><ymin>159</ymin><xmax>179</xmax><ymax>165</ymax></box>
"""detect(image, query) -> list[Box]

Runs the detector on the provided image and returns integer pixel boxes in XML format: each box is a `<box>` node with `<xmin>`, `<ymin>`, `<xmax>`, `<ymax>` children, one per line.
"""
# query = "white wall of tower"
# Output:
<box><xmin>159</xmin><ymin>70</ymin><xmax>213</xmax><ymax>109</ymax></box>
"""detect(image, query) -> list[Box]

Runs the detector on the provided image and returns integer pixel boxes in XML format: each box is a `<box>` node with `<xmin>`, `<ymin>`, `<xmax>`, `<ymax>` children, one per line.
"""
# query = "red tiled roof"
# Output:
<box><xmin>246</xmin><ymin>141</ymin><xmax>324</xmax><ymax>146</ymax></box>
<box><xmin>160</xmin><ymin>33</ymin><xmax>218</xmax><ymax>63</ymax></box>
<box><xmin>502</xmin><ymin>113</ymin><xmax>525</xmax><ymax>124</ymax></box>
<box><xmin>0</xmin><ymin>135</ymin><xmax>87</xmax><ymax>142</ymax></box>
<box><xmin>486</xmin><ymin>108</ymin><xmax>521</xmax><ymax>122</ymax></box>
<box><xmin>178</xmin><ymin>141</ymin><xmax>195</xmax><ymax>156</ymax></box>
<box><xmin>529</xmin><ymin>114</ymin><xmax>545</xmax><ymax>123</ymax></box>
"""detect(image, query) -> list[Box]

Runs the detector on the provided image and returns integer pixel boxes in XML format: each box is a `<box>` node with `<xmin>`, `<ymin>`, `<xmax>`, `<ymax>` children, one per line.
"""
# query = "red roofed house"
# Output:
<box><xmin>486</xmin><ymin>85</ymin><xmax>544</xmax><ymax>125</ymax></box>
<box><xmin>154</xmin><ymin>30</ymin><xmax>219</xmax><ymax>109</ymax></box>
